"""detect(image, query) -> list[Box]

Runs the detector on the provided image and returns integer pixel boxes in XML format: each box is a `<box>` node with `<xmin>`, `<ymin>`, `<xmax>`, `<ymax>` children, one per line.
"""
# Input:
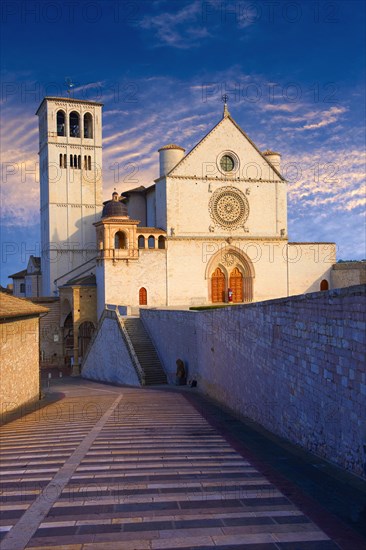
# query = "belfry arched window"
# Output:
<box><xmin>69</xmin><ymin>111</ymin><xmax>80</xmax><ymax>137</ymax></box>
<box><xmin>57</xmin><ymin>110</ymin><xmax>66</xmax><ymax>136</ymax></box>
<box><xmin>114</xmin><ymin>231</ymin><xmax>127</xmax><ymax>249</ymax></box>
<box><xmin>148</xmin><ymin>236</ymin><xmax>155</xmax><ymax>249</ymax></box>
<box><xmin>138</xmin><ymin>236</ymin><xmax>145</xmax><ymax>249</ymax></box>
<box><xmin>84</xmin><ymin>113</ymin><xmax>93</xmax><ymax>139</ymax></box>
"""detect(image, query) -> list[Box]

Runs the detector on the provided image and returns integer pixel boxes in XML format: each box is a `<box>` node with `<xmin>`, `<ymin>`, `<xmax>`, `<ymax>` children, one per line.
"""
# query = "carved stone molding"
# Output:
<box><xmin>209</xmin><ymin>186</ymin><xmax>249</xmax><ymax>230</ymax></box>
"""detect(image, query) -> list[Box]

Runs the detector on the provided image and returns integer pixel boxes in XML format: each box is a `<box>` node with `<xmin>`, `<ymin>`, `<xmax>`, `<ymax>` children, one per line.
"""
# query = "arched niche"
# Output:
<box><xmin>114</xmin><ymin>231</ymin><xmax>127</xmax><ymax>249</ymax></box>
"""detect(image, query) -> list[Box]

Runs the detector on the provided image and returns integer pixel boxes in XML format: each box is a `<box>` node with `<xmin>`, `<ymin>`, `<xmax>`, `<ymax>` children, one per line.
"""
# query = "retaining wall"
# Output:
<box><xmin>82</xmin><ymin>311</ymin><xmax>140</xmax><ymax>386</ymax></box>
<box><xmin>141</xmin><ymin>285</ymin><xmax>366</xmax><ymax>477</ymax></box>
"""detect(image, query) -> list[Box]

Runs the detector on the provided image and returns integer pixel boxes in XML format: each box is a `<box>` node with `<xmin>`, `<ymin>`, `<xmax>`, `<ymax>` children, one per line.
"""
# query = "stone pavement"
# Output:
<box><xmin>0</xmin><ymin>378</ymin><xmax>365</xmax><ymax>550</ymax></box>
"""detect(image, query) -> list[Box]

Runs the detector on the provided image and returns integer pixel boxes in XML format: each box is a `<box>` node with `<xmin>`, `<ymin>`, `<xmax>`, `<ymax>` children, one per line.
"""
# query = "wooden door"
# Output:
<box><xmin>229</xmin><ymin>268</ymin><xmax>243</xmax><ymax>303</ymax></box>
<box><xmin>139</xmin><ymin>287</ymin><xmax>147</xmax><ymax>305</ymax></box>
<box><xmin>320</xmin><ymin>279</ymin><xmax>329</xmax><ymax>291</ymax></box>
<box><xmin>211</xmin><ymin>268</ymin><xmax>225</xmax><ymax>303</ymax></box>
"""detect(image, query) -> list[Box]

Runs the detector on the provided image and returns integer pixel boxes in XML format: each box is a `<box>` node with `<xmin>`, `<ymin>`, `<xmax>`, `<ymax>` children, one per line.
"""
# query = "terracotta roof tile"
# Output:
<box><xmin>158</xmin><ymin>144</ymin><xmax>185</xmax><ymax>152</ymax></box>
<box><xmin>0</xmin><ymin>292</ymin><xmax>49</xmax><ymax>319</ymax></box>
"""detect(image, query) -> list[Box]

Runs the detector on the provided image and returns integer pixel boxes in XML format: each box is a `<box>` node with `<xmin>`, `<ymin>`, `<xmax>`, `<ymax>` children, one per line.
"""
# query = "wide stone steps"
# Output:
<box><xmin>124</xmin><ymin>318</ymin><xmax>167</xmax><ymax>385</ymax></box>
<box><xmin>0</xmin><ymin>385</ymin><xmax>340</xmax><ymax>550</ymax></box>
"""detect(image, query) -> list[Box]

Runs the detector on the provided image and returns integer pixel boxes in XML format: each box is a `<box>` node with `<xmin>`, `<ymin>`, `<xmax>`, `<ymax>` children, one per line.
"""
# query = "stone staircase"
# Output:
<box><xmin>123</xmin><ymin>317</ymin><xmax>167</xmax><ymax>385</ymax></box>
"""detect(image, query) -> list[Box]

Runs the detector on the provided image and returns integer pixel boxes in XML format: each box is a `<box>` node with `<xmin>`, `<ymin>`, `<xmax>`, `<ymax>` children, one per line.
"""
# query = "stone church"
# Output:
<box><xmin>37</xmin><ymin>96</ymin><xmax>335</xmax><ymax>314</ymax></box>
<box><xmin>9</xmin><ymin>95</ymin><xmax>340</xmax><ymax>369</ymax></box>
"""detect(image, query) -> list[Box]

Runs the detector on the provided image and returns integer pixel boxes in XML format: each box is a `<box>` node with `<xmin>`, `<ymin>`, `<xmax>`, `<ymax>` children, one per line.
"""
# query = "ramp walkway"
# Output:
<box><xmin>0</xmin><ymin>378</ymin><xmax>365</xmax><ymax>550</ymax></box>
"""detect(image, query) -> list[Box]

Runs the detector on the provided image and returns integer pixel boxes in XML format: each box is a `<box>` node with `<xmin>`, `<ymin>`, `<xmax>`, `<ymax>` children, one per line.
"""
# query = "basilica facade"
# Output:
<box><xmin>3</xmin><ymin>94</ymin><xmax>339</xmax><ymax>370</ymax></box>
<box><xmin>35</xmin><ymin>96</ymin><xmax>335</xmax><ymax>322</ymax></box>
<box><xmin>94</xmin><ymin>103</ymin><xmax>335</xmax><ymax>317</ymax></box>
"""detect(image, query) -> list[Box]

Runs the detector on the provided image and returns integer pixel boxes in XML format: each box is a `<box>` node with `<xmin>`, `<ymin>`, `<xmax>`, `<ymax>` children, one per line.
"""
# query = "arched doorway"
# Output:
<box><xmin>78</xmin><ymin>321</ymin><xmax>95</xmax><ymax>359</ymax></box>
<box><xmin>63</xmin><ymin>312</ymin><xmax>74</xmax><ymax>365</ymax></box>
<box><xmin>229</xmin><ymin>267</ymin><xmax>243</xmax><ymax>303</ymax></box>
<box><xmin>211</xmin><ymin>267</ymin><xmax>226</xmax><ymax>303</ymax></box>
<box><xmin>139</xmin><ymin>287</ymin><xmax>147</xmax><ymax>305</ymax></box>
<box><xmin>320</xmin><ymin>279</ymin><xmax>329</xmax><ymax>291</ymax></box>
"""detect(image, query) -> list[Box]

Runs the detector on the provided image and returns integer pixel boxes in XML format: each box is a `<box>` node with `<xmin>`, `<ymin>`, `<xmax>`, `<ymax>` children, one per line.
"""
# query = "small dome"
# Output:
<box><xmin>158</xmin><ymin>144</ymin><xmax>185</xmax><ymax>152</ymax></box>
<box><xmin>102</xmin><ymin>193</ymin><xmax>128</xmax><ymax>218</ymax></box>
<box><xmin>263</xmin><ymin>150</ymin><xmax>281</xmax><ymax>156</ymax></box>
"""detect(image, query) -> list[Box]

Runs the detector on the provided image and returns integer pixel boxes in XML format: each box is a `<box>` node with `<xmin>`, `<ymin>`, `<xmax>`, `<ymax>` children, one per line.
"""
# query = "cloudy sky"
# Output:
<box><xmin>1</xmin><ymin>0</ymin><xmax>365</xmax><ymax>285</ymax></box>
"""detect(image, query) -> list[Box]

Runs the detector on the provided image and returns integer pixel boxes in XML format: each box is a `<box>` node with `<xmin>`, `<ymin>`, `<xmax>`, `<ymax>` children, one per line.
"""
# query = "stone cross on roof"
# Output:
<box><xmin>222</xmin><ymin>94</ymin><xmax>230</xmax><ymax>118</ymax></box>
<box><xmin>65</xmin><ymin>77</ymin><xmax>75</xmax><ymax>97</ymax></box>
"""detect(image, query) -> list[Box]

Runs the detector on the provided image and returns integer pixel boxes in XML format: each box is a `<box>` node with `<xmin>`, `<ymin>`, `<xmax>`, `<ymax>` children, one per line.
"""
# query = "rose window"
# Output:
<box><xmin>209</xmin><ymin>186</ymin><xmax>249</xmax><ymax>230</ymax></box>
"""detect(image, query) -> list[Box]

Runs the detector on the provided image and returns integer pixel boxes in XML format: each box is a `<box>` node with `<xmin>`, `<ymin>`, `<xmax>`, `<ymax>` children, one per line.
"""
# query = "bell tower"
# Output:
<box><xmin>36</xmin><ymin>97</ymin><xmax>103</xmax><ymax>295</ymax></box>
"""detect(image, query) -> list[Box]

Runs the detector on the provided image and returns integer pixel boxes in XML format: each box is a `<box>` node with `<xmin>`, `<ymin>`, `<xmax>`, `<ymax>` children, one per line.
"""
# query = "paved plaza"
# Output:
<box><xmin>0</xmin><ymin>378</ymin><xmax>365</xmax><ymax>550</ymax></box>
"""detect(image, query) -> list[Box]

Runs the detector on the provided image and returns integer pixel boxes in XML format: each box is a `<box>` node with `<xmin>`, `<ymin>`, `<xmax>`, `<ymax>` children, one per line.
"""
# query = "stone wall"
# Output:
<box><xmin>31</xmin><ymin>298</ymin><xmax>63</xmax><ymax>367</ymax></box>
<box><xmin>82</xmin><ymin>310</ymin><xmax>140</xmax><ymax>386</ymax></box>
<box><xmin>332</xmin><ymin>261</ymin><xmax>366</xmax><ymax>289</ymax></box>
<box><xmin>141</xmin><ymin>285</ymin><xmax>366</xmax><ymax>478</ymax></box>
<box><xmin>0</xmin><ymin>316</ymin><xmax>40</xmax><ymax>420</ymax></box>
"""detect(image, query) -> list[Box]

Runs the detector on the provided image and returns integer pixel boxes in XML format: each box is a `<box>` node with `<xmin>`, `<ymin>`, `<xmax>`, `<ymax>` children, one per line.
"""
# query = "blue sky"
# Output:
<box><xmin>1</xmin><ymin>0</ymin><xmax>365</xmax><ymax>286</ymax></box>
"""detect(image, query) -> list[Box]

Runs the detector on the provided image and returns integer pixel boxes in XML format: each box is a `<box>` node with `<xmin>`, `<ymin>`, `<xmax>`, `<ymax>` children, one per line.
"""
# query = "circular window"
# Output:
<box><xmin>209</xmin><ymin>186</ymin><xmax>249</xmax><ymax>230</ymax></box>
<box><xmin>220</xmin><ymin>154</ymin><xmax>235</xmax><ymax>172</ymax></box>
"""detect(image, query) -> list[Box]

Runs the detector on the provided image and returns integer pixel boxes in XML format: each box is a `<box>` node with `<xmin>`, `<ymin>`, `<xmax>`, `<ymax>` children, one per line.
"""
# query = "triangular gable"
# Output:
<box><xmin>27</xmin><ymin>255</ymin><xmax>41</xmax><ymax>274</ymax></box>
<box><xmin>167</xmin><ymin>115</ymin><xmax>284</xmax><ymax>181</ymax></box>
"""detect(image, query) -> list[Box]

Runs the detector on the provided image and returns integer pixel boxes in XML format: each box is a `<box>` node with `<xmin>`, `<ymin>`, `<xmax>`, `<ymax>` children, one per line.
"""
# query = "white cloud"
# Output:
<box><xmin>301</xmin><ymin>106</ymin><xmax>348</xmax><ymax>130</ymax></box>
<box><xmin>139</xmin><ymin>0</ymin><xmax>208</xmax><ymax>49</ymax></box>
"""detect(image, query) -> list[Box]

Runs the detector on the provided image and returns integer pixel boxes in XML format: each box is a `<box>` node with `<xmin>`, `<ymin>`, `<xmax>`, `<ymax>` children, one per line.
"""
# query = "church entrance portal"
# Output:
<box><xmin>208</xmin><ymin>249</ymin><xmax>254</xmax><ymax>304</ymax></box>
<box><xmin>211</xmin><ymin>267</ymin><xmax>226</xmax><ymax>303</ymax></box>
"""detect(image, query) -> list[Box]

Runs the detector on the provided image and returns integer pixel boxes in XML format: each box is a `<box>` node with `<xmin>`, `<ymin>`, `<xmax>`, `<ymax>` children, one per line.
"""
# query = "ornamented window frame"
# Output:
<box><xmin>208</xmin><ymin>185</ymin><xmax>249</xmax><ymax>230</ymax></box>
<box><xmin>217</xmin><ymin>150</ymin><xmax>240</xmax><ymax>175</ymax></box>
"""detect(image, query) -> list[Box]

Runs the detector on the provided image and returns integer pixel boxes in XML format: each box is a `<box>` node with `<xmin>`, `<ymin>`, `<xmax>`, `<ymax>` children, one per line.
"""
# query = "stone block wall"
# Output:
<box><xmin>141</xmin><ymin>285</ymin><xmax>366</xmax><ymax>478</ymax></box>
<box><xmin>0</xmin><ymin>316</ymin><xmax>40</xmax><ymax>420</ymax></box>
<box><xmin>82</xmin><ymin>311</ymin><xmax>140</xmax><ymax>386</ymax></box>
<box><xmin>31</xmin><ymin>298</ymin><xmax>63</xmax><ymax>367</ymax></box>
<box><xmin>331</xmin><ymin>261</ymin><xmax>366</xmax><ymax>289</ymax></box>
